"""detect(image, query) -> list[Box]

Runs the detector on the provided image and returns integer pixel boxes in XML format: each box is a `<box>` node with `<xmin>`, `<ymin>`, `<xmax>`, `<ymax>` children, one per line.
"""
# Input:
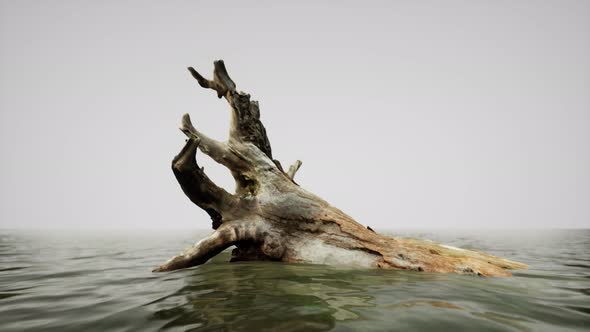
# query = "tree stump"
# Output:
<box><xmin>153</xmin><ymin>60</ymin><xmax>527</xmax><ymax>277</ymax></box>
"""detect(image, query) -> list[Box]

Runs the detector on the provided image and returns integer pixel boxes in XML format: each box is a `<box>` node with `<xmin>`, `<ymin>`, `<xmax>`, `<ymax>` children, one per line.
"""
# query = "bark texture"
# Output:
<box><xmin>154</xmin><ymin>60</ymin><xmax>527</xmax><ymax>277</ymax></box>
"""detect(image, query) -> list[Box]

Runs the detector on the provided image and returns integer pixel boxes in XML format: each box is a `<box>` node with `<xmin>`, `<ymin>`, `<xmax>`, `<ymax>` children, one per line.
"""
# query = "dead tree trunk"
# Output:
<box><xmin>154</xmin><ymin>60</ymin><xmax>527</xmax><ymax>277</ymax></box>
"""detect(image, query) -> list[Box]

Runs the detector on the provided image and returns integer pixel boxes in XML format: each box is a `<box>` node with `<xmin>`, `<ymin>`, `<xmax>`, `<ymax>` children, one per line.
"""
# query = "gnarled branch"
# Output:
<box><xmin>153</xmin><ymin>221</ymin><xmax>243</xmax><ymax>272</ymax></box>
<box><xmin>179</xmin><ymin>113</ymin><xmax>248</xmax><ymax>172</ymax></box>
<box><xmin>187</xmin><ymin>61</ymin><xmax>274</xmax><ymax>160</ymax></box>
<box><xmin>287</xmin><ymin>160</ymin><xmax>302</xmax><ymax>180</ymax></box>
<box><xmin>188</xmin><ymin>60</ymin><xmax>235</xmax><ymax>98</ymax></box>
<box><xmin>153</xmin><ymin>220</ymin><xmax>284</xmax><ymax>272</ymax></box>
<box><xmin>171</xmin><ymin>137</ymin><xmax>243</xmax><ymax>228</ymax></box>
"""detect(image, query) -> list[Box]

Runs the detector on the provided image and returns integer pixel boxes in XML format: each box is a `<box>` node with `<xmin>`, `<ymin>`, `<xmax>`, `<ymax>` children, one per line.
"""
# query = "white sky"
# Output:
<box><xmin>1</xmin><ymin>0</ymin><xmax>589</xmax><ymax>229</ymax></box>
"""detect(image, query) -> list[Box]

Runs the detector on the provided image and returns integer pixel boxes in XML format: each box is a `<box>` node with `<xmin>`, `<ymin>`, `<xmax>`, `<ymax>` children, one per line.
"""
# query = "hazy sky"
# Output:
<box><xmin>0</xmin><ymin>0</ymin><xmax>588</xmax><ymax>229</ymax></box>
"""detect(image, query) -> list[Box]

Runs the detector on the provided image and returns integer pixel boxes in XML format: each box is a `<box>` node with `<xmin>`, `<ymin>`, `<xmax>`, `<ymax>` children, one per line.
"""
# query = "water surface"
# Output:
<box><xmin>0</xmin><ymin>229</ymin><xmax>588</xmax><ymax>331</ymax></box>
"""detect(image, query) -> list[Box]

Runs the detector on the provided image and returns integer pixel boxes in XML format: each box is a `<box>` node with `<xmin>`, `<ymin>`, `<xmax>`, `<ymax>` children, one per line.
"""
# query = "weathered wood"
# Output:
<box><xmin>286</xmin><ymin>160</ymin><xmax>302</xmax><ymax>180</ymax></box>
<box><xmin>154</xmin><ymin>60</ymin><xmax>527</xmax><ymax>277</ymax></box>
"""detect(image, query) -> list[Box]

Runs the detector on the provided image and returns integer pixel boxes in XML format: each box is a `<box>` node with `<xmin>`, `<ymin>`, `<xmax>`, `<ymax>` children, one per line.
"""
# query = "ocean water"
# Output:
<box><xmin>0</xmin><ymin>229</ymin><xmax>588</xmax><ymax>331</ymax></box>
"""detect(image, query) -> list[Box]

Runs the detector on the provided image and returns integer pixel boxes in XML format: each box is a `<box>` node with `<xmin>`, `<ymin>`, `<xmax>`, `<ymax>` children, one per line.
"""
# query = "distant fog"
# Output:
<box><xmin>0</xmin><ymin>0</ymin><xmax>588</xmax><ymax>229</ymax></box>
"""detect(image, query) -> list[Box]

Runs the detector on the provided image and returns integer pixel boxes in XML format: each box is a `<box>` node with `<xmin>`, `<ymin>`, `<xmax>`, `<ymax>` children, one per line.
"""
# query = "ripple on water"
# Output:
<box><xmin>0</xmin><ymin>229</ymin><xmax>588</xmax><ymax>331</ymax></box>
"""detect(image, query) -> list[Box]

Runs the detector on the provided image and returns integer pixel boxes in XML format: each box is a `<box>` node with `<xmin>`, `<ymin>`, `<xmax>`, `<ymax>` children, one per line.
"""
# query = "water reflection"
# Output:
<box><xmin>0</xmin><ymin>229</ymin><xmax>588</xmax><ymax>331</ymax></box>
<box><xmin>150</xmin><ymin>253</ymin><xmax>464</xmax><ymax>331</ymax></box>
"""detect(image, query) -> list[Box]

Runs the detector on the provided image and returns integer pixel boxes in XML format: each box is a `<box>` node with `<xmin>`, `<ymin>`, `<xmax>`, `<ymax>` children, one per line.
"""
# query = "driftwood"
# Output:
<box><xmin>154</xmin><ymin>60</ymin><xmax>527</xmax><ymax>277</ymax></box>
